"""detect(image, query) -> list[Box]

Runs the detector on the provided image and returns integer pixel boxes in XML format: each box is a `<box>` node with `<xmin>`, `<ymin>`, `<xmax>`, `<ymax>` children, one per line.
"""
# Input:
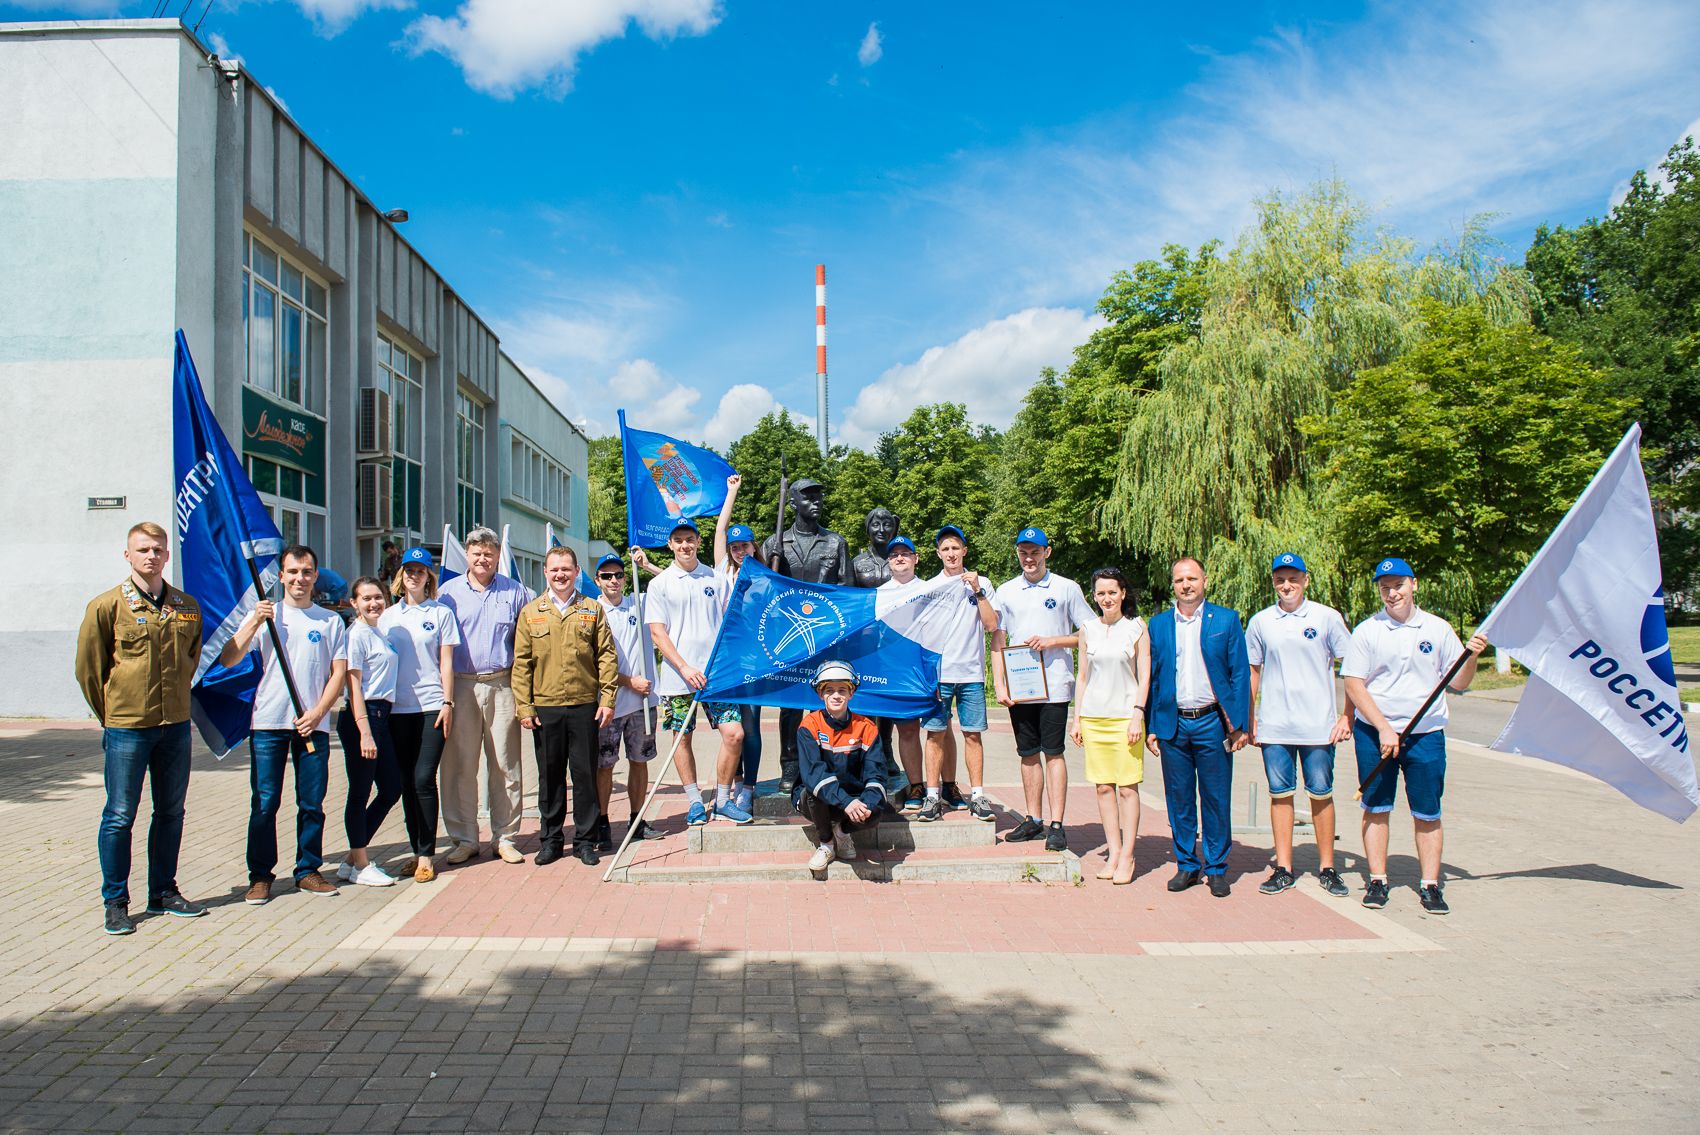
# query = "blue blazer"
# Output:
<box><xmin>1146</xmin><ymin>602</ymin><xmax>1251</xmax><ymax>741</ymax></box>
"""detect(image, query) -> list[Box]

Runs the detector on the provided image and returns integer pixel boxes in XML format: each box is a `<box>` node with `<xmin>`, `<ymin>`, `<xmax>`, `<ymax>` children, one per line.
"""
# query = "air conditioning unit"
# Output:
<box><xmin>356</xmin><ymin>387</ymin><xmax>393</xmax><ymax>456</ymax></box>
<box><xmin>356</xmin><ymin>460</ymin><xmax>392</xmax><ymax>531</ymax></box>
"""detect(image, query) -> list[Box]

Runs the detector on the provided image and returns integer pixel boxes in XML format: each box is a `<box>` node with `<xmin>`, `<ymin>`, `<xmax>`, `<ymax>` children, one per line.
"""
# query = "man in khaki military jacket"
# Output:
<box><xmin>74</xmin><ymin>521</ymin><xmax>209</xmax><ymax>936</ymax></box>
<box><xmin>514</xmin><ymin>546</ymin><xmax>618</xmax><ymax>866</ymax></box>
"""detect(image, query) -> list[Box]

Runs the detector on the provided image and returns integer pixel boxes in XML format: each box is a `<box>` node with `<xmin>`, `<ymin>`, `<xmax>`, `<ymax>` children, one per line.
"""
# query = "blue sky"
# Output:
<box><xmin>10</xmin><ymin>1</ymin><xmax>1700</xmax><ymax>449</ymax></box>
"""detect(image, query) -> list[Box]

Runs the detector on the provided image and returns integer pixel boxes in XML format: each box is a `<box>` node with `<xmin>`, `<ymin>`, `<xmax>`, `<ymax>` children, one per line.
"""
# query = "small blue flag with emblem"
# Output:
<box><xmin>172</xmin><ymin>330</ymin><xmax>286</xmax><ymax>758</ymax></box>
<box><xmin>619</xmin><ymin>410</ymin><xmax>738</xmax><ymax>549</ymax></box>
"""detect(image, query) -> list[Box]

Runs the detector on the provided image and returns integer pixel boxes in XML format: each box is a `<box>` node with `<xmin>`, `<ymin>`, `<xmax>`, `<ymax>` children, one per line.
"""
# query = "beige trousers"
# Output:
<box><xmin>442</xmin><ymin>671</ymin><xmax>524</xmax><ymax>846</ymax></box>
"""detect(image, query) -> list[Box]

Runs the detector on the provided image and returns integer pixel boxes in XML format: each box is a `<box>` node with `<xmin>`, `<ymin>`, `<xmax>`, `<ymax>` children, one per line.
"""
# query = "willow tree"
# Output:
<box><xmin>1102</xmin><ymin>181</ymin><xmax>1533</xmax><ymax>618</ymax></box>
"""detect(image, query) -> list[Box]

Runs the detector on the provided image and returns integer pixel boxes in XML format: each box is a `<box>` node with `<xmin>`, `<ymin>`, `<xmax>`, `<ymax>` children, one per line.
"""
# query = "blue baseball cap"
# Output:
<box><xmin>1015</xmin><ymin>527</ymin><xmax>1049</xmax><ymax>547</ymax></box>
<box><xmin>725</xmin><ymin>524</ymin><xmax>755</xmax><ymax>545</ymax></box>
<box><xmin>670</xmin><ymin>520</ymin><xmax>700</xmax><ymax>537</ymax></box>
<box><xmin>1271</xmin><ymin>552</ymin><xmax>1307</xmax><ymax>573</ymax></box>
<box><xmin>886</xmin><ymin>535</ymin><xmax>917</xmax><ymax>554</ymax></box>
<box><xmin>401</xmin><ymin>547</ymin><xmax>433</xmax><ymax>567</ymax></box>
<box><xmin>594</xmin><ymin>553</ymin><xmax>624</xmax><ymax>573</ymax></box>
<box><xmin>936</xmin><ymin>524</ymin><xmax>968</xmax><ymax>545</ymax></box>
<box><xmin>1373</xmin><ymin>556</ymin><xmax>1415</xmax><ymax>580</ymax></box>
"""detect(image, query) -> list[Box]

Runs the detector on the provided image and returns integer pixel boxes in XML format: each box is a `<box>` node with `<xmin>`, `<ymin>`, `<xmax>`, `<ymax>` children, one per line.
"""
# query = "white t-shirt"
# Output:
<box><xmin>1174</xmin><ymin>606</ymin><xmax>1216</xmax><ymax>709</ymax></box>
<box><xmin>1341</xmin><ymin>606</ymin><xmax>1464</xmax><ymax>734</ymax></box>
<box><xmin>1245</xmin><ymin>599</ymin><xmax>1351</xmax><ymax>744</ymax></box>
<box><xmin>344</xmin><ymin>621</ymin><xmax>398</xmax><ymax>704</ymax></box>
<box><xmin>1077</xmin><ymin>615</ymin><xmax>1146</xmax><ymax>719</ymax></box>
<box><xmin>379</xmin><ymin>600</ymin><xmax>460</xmax><ymax>713</ymax></box>
<box><xmin>923</xmin><ymin>570</ymin><xmax>993</xmax><ymax>684</ymax></box>
<box><xmin>993</xmin><ymin>572</ymin><xmax>1094</xmax><ymax>703</ymax></box>
<box><xmin>251</xmin><ymin>603</ymin><xmax>348</xmax><ymax>731</ymax></box>
<box><xmin>646</xmin><ymin>561</ymin><xmax>725</xmax><ymax>696</ymax></box>
<box><xmin>600</xmin><ymin>592</ymin><xmax>659</xmax><ymax>719</ymax></box>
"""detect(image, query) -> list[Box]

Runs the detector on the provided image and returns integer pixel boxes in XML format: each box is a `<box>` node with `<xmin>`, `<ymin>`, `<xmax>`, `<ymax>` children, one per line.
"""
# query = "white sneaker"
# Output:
<box><xmin>335</xmin><ymin>861</ymin><xmax>357</xmax><ymax>882</ymax></box>
<box><xmin>353</xmin><ymin>864</ymin><xmax>396</xmax><ymax>887</ymax></box>
<box><xmin>807</xmin><ymin>845</ymin><xmax>835</xmax><ymax>873</ymax></box>
<box><xmin>833</xmin><ymin>830</ymin><xmax>858</xmax><ymax>862</ymax></box>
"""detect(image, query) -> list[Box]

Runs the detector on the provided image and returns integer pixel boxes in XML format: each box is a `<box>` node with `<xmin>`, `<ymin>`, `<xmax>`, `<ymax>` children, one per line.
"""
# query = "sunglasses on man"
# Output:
<box><xmin>596</xmin><ymin>571</ymin><xmax>621</xmax><ymax>580</ymax></box>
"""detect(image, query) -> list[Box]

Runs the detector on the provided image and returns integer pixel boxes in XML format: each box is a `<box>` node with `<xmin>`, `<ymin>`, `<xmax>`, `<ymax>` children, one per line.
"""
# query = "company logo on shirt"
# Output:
<box><xmin>1304</xmin><ymin>627</ymin><xmax>1317</xmax><ymax>640</ymax></box>
<box><xmin>704</xmin><ymin>585</ymin><xmax>716</xmax><ymax>598</ymax></box>
<box><xmin>1419</xmin><ymin>640</ymin><xmax>1434</xmax><ymax>654</ymax></box>
<box><xmin>307</xmin><ymin>629</ymin><xmax>322</xmax><ymax>643</ymax></box>
<box><xmin>423</xmin><ymin>621</ymin><xmax>435</xmax><ymax>632</ymax></box>
<box><xmin>818</xmin><ymin>731</ymin><xmax>831</xmax><ymax>745</ymax></box>
<box><xmin>628</xmin><ymin>614</ymin><xmax>638</xmax><ymax>626</ymax></box>
<box><xmin>1044</xmin><ymin>597</ymin><xmax>1057</xmax><ymax>609</ymax></box>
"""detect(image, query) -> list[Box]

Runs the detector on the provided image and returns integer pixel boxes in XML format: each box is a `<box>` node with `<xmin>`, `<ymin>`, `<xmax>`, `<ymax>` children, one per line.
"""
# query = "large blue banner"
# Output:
<box><xmin>699</xmin><ymin>561</ymin><xmax>943</xmax><ymax>718</ymax></box>
<box><xmin>172</xmin><ymin>330</ymin><xmax>285</xmax><ymax>757</ymax></box>
<box><xmin>619</xmin><ymin>409</ymin><xmax>737</xmax><ymax>549</ymax></box>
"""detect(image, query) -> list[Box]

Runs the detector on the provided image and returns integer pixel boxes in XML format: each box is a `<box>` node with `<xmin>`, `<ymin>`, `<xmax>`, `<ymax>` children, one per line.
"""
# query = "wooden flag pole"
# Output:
<box><xmin>1354</xmin><ymin>648</ymin><xmax>1478</xmax><ymax>801</ymax></box>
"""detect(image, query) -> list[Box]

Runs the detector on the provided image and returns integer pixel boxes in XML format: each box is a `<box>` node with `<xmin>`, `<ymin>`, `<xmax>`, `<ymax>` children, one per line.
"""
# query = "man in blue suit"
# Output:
<box><xmin>1144</xmin><ymin>557</ymin><xmax>1251</xmax><ymax>897</ymax></box>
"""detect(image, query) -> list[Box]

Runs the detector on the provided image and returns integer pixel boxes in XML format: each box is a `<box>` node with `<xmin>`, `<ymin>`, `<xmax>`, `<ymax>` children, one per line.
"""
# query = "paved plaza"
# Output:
<box><xmin>0</xmin><ymin>698</ymin><xmax>1695</xmax><ymax>1133</ymax></box>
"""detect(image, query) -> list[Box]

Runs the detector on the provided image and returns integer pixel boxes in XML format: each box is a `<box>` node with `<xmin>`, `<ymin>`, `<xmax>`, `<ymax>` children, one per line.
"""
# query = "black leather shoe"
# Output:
<box><xmin>594</xmin><ymin>818</ymin><xmax>613</xmax><ymax>852</ymax></box>
<box><xmin>1167</xmin><ymin>869</ymin><xmax>1201</xmax><ymax>892</ymax></box>
<box><xmin>1208</xmin><ymin>874</ymin><xmax>1231</xmax><ymax>898</ymax></box>
<box><xmin>1004</xmin><ymin>816</ymin><xmax>1044</xmax><ymax>843</ymax></box>
<box><xmin>535</xmin><ymin>845</ymin><xmax>564</xmax><ymax>866</ymax></box>
<box><xmin>576</xmin><ymin>844</ymin><xmax>601</xmax><ymax>867</ymax></box>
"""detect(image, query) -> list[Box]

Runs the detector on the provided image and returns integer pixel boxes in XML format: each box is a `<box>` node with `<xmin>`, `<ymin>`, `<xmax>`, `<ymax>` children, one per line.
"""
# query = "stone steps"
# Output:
<box><xmin>608</xmin><ymin>842</ymin><xmax>1081</xmax><ymax>885</ymax></box>
<box><xmin>688</xmin><ymin>811</ymin><xmax>996</xmax><ymax>853</ymax></box>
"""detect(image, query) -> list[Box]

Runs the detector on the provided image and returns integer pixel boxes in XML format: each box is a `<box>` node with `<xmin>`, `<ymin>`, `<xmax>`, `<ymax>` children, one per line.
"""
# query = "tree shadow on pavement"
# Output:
<box><xmin>0</xmin><ymin>729</ymin><xmax>111</xmax><ymax>809</ymax></box>
<box><xmin>0</xmin><ymin>950</ymin><xmax>1168</xmax><ymax>1135</ymax></box>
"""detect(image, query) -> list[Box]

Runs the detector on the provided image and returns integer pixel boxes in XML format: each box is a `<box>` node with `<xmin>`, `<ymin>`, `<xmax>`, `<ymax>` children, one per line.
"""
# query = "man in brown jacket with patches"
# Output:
<box><xmin>514</xmin><ymin>546</ymin><xmax>618</xmax><ymax>867</ymax></box>
<box><xmin>75</xmin><ymin>522</ymin><xmax>208</xmax><ymax>936</ymax></box>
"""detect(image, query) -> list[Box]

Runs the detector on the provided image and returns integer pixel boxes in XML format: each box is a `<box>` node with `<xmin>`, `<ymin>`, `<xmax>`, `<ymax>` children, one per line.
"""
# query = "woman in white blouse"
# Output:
<box><xmin>1070</xmin><ymin>567</ymin><xmax>1151</xmax><ymax>885</ymax></box>
<box><xmin>335</xmin><ymin>577</ymin><xmax>402</xmax><ymax>887</ymax></box>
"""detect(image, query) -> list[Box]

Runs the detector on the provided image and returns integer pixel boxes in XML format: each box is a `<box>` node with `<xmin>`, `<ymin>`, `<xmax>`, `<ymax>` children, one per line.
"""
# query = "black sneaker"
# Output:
<box><xmin>1419</xmin><ymin>884</ymin><xmax>1450</xmax><ymax>914</ymax></box>
<box><xmin>941</xmin><ymin>781</ymin><xmax>968</xmax><ymax>810</ymax></box>
<box><xmin>1004</xmin><ymin>816</ymin><xmax>1044</xmax><ymax>843</ymax></box>
<box><xmin>902</xmin><ymin>785</ymin><xmax>926</xmax><ymax>811</ymax></box>
<box><xmin>1258</xmin><ymin>867</ymin><xmax>1296</xmax><ymax>895</ymax></box>
<box><xmin>1362</xmin><ymin>878</ymin><xmax>1390</xmax><ymax>909</ymax></box>
<box><xmin>1044</xmin><ymin>822</ymin><xmax>1068</xmax><ymax>852</ymax></box>
<box><xmin>917</xmin><ymin>795</ymin><xmax>945</xmax><ymax>822</ymax></box>
<box><xmin>594</xmin><ymin>818</ymin><xmax>613</xmax><ymax>852</ymax></box>
<box><xmin>103</xmin><ymin>903</ymin><xmax>135</xmax><ymax>936</ymax></box>
<box><xmin>966</xmin><ymin>795</ymin><xmax>996</xmax><ymax>822</ymax></box>
<box><xmin>146</xmin><ymin>891</ymin><xmax>207</xmax><ymax>918</ymax></box>
<box><xmin>1317</xmin><ymin>867</ymin><xmax>1350</xmax><ymax>897</ymax></box>
<box><xmin>633</xmin><ymin>820</ymin><xmax>666</xmax><ymax>841</ymax></box>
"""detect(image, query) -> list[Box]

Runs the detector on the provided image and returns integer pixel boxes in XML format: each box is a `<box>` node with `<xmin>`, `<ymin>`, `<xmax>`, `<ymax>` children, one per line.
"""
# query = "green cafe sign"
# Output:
<box><xmin>241</xmin><ymin>387</ymin><xmax>326</xmax><ymax>477</ymax></box>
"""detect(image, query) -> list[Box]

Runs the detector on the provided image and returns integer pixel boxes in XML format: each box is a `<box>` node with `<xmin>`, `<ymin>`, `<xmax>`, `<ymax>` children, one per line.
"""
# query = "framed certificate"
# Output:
<box><xmin>1001</xmin><ymin>646</ymin><xmax>1050</xmax><ymax>703</ymax></box>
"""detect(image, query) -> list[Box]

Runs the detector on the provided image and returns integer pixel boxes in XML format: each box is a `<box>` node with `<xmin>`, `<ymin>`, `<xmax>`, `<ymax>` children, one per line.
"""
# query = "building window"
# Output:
<box><xmin>377</xmin><ymin>333</ymin><xmax>425</xmax><ymax>536</ymax></box>
<box><xmin>246</xmin><ymin>455</ymin><xmax>327</xmax><ymax>556</ymax></box>
<box><xmin>244</xmin><ymin>232</ymin><xmax>327</xmax><ymax>413</ymax></box>
<box><xmin>507</xmin><ymin>429</ymin><xmax>571</xmax><ymax>524</ymax></box>
<box><xmin>456</xmin><ymin>388</ymin><xmax>486</xmax><ymax>535</ymax></box>
<box><xmin>513</xmin><ymin>551</ymin><xmax>543</xmax><ymax>593</ymax></box>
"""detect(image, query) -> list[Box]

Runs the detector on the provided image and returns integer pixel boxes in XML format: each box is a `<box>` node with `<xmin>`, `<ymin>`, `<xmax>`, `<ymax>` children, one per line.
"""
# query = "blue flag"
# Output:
<box><xmin>172</xmin><ymin>330</ymin><xmax>285</xmax><ymax>757</ymax></box>
<box><xmin>439</xmin><ymin>524</ymin><xmax>468</xmax><ymax>583</ymax></box>
<box><xmin>619</xmin><ymin>410</ymin><xmax>737</xmax><ymax>548</ymax></box>
<box><xmin>699</xmin><ymin>561</ymin><xmax>945</xmax><ymax>718</ymax></box>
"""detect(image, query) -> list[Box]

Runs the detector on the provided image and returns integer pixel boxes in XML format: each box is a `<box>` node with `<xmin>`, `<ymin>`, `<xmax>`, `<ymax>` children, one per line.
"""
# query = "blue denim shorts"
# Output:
<box><xmin>1353</xmin><ymin>720</ymin><xmax>1446</xmax><ymax>820</ymax></box>
<box><xmin>922</xmin><ymin>681</ymin><xmax>988</xmax><ymax>733</ymax></box>
<box><xmin>1262</xmin><ymin>743</ymin><xmax>1337</xmax><ymax>799</ymax></box>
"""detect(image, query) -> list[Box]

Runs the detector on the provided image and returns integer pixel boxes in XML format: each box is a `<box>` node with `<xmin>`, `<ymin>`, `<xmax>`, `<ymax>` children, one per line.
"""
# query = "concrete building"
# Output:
<box><xmin>0</xmin><ymin>19</ymin><xmax>589</xmax><ymax>718</ymax></box>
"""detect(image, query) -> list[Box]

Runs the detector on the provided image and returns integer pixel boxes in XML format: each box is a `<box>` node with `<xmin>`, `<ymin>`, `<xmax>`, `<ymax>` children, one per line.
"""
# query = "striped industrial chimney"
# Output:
<box><xmin>815</xmin><ymin>264</ymin><xmax>828</xmax><ymax>455</ymax></box>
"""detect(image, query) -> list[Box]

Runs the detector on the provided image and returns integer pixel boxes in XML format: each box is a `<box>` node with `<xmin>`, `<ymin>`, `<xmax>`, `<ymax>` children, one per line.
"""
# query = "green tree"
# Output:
<box><xmin>586</xmin><ymin>434</ymin><xmax>624</xmax><ymax>548</ymax></box>
<box><xmin>829</xmin><ymin>447</ymin><xmax>891</xmax><ymax>552</ymax></box>
<box><xmin>1526</xmin><ymin>137</ymin><xmax>1700</xmax><ymax>597</ymax></box>
<box><xmin>1307</xmin><ymin>300</ymin><xmax>1630</xmax><ymax>618</ymax></box>
<box><xmin>725</xmin><ymin>409</ymin><xmax>831</xmax><ymax>544</ymax></box>
<box><xmin>1103</xmin><ymin>181</ymin><xmax>1534</xmax><ymax>616</ymax></box>
<box><xmin>884</xmin><ymin>402</ymin><xmax>999</xmax><ymax>574</ymax></box>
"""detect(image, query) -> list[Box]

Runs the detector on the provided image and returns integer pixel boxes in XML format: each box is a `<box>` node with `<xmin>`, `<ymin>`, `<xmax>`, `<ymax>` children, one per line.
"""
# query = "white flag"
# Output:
<box><xmin>1479</xmin><ymin>425</ymin><xmax>1697</xmax><ymax>821</ymax></box>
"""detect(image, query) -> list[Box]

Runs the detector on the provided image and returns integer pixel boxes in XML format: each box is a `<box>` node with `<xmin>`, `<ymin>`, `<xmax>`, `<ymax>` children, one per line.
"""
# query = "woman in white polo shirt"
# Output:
<box><xmin>1069</xmin><ymin>567</ymin><xmax>1150</xmax><ymax>885</ymax></box>
<box><xmin>379</xmin><ymin>548</ymin><xmax>460</xmax><ymax>883</ymax></box>
<box><xmin>335</xmin><ymin>577</ymin><xmax>402</xmax><ymax>887</ymax></box>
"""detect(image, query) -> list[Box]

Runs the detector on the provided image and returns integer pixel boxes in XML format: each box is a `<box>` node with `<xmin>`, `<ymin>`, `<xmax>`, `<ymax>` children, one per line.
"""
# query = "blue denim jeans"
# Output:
<box><xmin>97</xmin><ymin>723</ymin><xmax>192</xmax><ymax>905</ymax></box>
<box><xmin>247</xmin><ymin>728</ymin><xmax>330</xmax><ymax>883</ymax></box>
<box><xmin>1157</xmin><ymin>712</ymin><xmax>1234</xmax><ymax>876</ymax></box>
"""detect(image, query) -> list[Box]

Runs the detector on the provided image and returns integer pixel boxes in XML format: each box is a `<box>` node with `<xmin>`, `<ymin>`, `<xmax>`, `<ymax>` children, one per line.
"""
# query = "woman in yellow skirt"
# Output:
<box><xmin>1069</xmin><ymin>568</ymin><xmax>1150</xmax><ymax>884</ymax></box>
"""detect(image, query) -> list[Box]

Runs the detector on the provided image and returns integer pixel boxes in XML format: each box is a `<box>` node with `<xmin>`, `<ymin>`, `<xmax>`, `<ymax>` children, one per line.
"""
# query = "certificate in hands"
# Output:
<box><xmin>1001</xmin><ymin>646</ymin><xmax>1049</xmax><ymax>703</ymax></box>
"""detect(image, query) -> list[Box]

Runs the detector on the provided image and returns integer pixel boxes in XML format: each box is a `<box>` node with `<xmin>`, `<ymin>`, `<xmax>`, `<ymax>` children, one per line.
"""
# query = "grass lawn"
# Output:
<box><xmin>1469</xmin><ymin>667</ymin><xmax>1527</xmax><ymax>691</ymax></box>
<box><xmin>1668</xmin><ymin>625</ymin><xmax>1700</xmax><ymax>665</ymax></box>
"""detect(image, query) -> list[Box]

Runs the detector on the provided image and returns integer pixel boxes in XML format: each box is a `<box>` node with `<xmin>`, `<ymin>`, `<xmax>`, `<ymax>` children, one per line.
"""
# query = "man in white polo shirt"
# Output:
<box><xmin>1246</xmin><ymin>552</ymin><xmax>1353</xmax><ymax>898</ymax></box>
<box><xmin>593</xmin><ymin>553</ymin><xmax>663</xmax><ymax>845</ymax></box>
<box><xmin>640</xmin><ymin>522</ymin><xmax>750</xmax><ymax>826</ymax></box>
<box><xmin>991</xmin><ymin>527</ymin><xmax>1094</xmax><ymax>852</ymax></box>
<box><xmin>916</xmin><ymin>525</ymin><xmax>999</xmax><ymax>824</ymax></box>
<box><xmin>1341</xmin><ymin>557</ymin><xmax>1487</xmax><ymax>915</ymax></box>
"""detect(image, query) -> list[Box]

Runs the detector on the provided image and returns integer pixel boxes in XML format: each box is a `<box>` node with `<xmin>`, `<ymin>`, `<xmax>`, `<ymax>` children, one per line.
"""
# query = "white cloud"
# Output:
<box><xmin>857</xmin><ymin>22</ymin><xmax>882</xmax><ymax>67</ymax></box>
<box><xmin>206</xmin><ymin>32</ymin><xmax>243</xmax><ymax>67</ymax></box>
<box><xmin>840</xmin><ymin>307</ymin><xmax>1101</xmax><ymax>447</ymax></box>
<box><xmin>913</xmin><ymin>1</ymin><xmax>1700</xmax><ymax>312</ymax></box>
<box><xmin>406</xmin><ymin>0</ymin><xmax>721</xmax><ymax>98</ymax></box>
<box><xmin>291</xmin><ymin>0</ymin><xmax>412</xmax><ymax>34</ymax></box>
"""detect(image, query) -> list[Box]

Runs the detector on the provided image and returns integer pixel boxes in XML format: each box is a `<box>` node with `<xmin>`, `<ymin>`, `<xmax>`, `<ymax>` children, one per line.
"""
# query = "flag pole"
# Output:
<box><xmin>602</xmin><ymin>695</ymin><xmax>695</xmax><ymax>882</ymax></box>
<box><xmin>1353</xmin><ymin>648</ymin><xmax>1477</xmax><ymax>801</ymax></box>
<box><xmin>241</xmin><ymin>555</ymin><xmax>318</xmax><ymax>755</ymax></box>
